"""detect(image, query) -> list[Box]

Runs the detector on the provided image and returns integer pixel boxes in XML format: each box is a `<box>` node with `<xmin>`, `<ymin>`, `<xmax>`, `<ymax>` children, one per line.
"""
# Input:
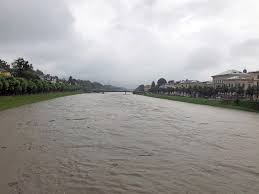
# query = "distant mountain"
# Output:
<box><xmin>103</xmin><ymin>85</ymin><xmax>128</xmax><ymax>92</ymax></box>
<box><xmin>79</xmin><ymin>81</ymin><xmax>127</xmax><ymax>92</ymax></box>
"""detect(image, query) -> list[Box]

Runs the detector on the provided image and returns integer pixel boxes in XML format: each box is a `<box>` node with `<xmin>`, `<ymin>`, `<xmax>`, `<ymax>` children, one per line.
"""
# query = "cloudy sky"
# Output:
<box><xmin>1</xmin><ymin>0</ymin><xmax>259</xmax><ymax>88</ymax></box>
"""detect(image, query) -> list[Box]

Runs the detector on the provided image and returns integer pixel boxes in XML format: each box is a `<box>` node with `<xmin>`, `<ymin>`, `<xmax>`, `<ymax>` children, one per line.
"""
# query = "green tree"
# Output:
<box><xmin>237</xmin><ymin>85</ymin><xmax>245</xmax><ymax>97</ymax></box>
<box><xmin>134</xmin><ymin>84</ymin><xmax>145</xmax><ymax>92</ymax></box>
<box><xmin>27</xmin><ymin>80</ymin><xmax>37</xmax><ymax>94</ymax></box>
<box><xmin>12</xmin><ymin>58</ymin><xmax>39</xmax><ymax>80</ymax></box>
<box><xmin>0</xmin><ymin>78</ymin><xmax>3</xmax><ymax>94</ymax></box>
<box><xmin>34</xmin><ymin>79</ymin><xmax>43</xmax><ymax>93</ymax></box>
<box><xmin>17</xmin><ymin>78</ymin><xmax>28</xmax><ymax>94</ymax></box>
<box><xmin>157</xmin><ymin>78</ymin><xmax>167</xmax><ymax>87</ymax></box>
<box><xmin>2</xmin><ymin>77</ymin><xmax>9</xmax><ymax>95</ymax></box>
<box><xmin>0</xmin><ymin>59</ymin><xmax>10</xmax><ymax>71</ymax></box>
<box><xmin>229</xmin><ymin>86</ymin><xmax>236</xmax><ymax>96</ymax></box>
<box><xmin>151</xmin><ymin>81</ymin><xmax>155</xmax><ymax>88</ymax></box>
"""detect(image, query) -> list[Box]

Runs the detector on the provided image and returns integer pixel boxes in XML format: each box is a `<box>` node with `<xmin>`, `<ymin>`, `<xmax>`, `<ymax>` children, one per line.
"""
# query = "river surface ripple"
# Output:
<box><xmin>1</xmin><ymin>93</ymin><xmax>259</xmax><ymax>193</ymax></box>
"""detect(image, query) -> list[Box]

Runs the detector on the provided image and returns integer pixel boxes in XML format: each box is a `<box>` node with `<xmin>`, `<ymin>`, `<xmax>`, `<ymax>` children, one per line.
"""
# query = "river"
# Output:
<box><xmin>0</xmin><ymin>93</ymin><xmax>259</xmax><ymax>193</ymax></box>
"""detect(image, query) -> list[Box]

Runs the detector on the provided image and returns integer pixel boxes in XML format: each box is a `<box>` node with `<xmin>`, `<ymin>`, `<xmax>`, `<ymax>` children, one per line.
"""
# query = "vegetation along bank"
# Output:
<box><xmin>0</xmin><ymin>57</ymin><xmax>127</xmax><ymax>110</ymax></box>
<box><xmin>134</xmin><ymin>75</ymin><xmax>259</xmax><ymax>113</ymax></box>
<box><xmin>0</xmin><ymin>57</ymin><xmax>125</xmax><ymax>96</ymax></box>
<box><xmin>143</xmin><ymin>93</ymin><xmax>259</xmax><ymax>113</ymax></box>
<box><xmin>0</xmin><ymin>92</ymin><xmax>82</xmax><ymax>111</ymax></box>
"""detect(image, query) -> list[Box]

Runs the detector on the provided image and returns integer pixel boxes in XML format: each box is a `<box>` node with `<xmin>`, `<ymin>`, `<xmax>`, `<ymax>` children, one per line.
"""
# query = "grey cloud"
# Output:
<box><xmin>0</xmin><ymin>0</ymin><xmax>259</xmax><ymax>88</ymax></box>
<box><xmin>0</xmin><ymin>0</ymin><xmax>73</xmax><ymax>43</ymax></box>
<box><xmin>181</xmin><ymin>0</ymin><xmax>232</xmax><ymax>18</ymax></box>
<box><xmin>185</xmin><ymin>47</ymin><xmax>225</xmax><ymax>71</ymax></box>
<box><xmin>231</xmin><ymin>39</ymin><xmax>259</xmax><ymax>57</ymax></box>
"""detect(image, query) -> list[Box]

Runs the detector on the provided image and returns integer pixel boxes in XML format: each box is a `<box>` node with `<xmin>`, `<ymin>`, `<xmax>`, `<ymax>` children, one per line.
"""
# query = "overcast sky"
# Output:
<box><xmin>1</xmin><ymin>0</ymin><xmax>259</xmax><ymax>88</ymax></box>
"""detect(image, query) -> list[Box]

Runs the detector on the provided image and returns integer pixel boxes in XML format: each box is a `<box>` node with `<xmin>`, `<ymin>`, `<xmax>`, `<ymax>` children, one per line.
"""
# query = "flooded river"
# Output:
<box><xmin>1</xmin><ymin>93</ymin><xmax>259</xmax><ymax>193</ymax></box>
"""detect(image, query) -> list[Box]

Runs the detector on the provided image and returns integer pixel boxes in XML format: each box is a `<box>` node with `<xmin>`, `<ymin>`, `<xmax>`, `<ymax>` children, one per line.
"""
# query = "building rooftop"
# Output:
<box><xmin>179</xmin><ymin>80</ymin><xmax>199</xmax><ymax>84</ymax></box>
<box><xmin>212</xmin><ymin>69</ymin><xmax>243</xmax><ymax>77</ymax></box>
<box><xmin>202</xmin><ymin>81</ymin><xmax>213</xmax><ymax>83</ymax></box>
<box><xmin>249</xmin><ymin>70</ymin><xmax>259</xmax><ymax>73</ymax></box>
<box><xmin>227</xmin><ymin>74</ymin><xmax>252</xmax><ymax>80</ymax></box>
<box><xmin>227</xmin><ymin>76</ymin><xmax>243</xmax><ymax>80</ymax></box>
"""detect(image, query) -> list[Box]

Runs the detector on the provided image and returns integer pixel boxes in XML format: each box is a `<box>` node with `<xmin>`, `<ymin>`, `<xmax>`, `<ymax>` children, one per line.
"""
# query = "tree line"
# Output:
<box><xmin>0</xmin><ymin>77</ymin><xmax>81</xmax><ymax>95</ymax></box>
<box><xmin>135</xmin><ymin>78</ymin><xmax>259</xmax><ymax>100</ymax></box>
<box><xmin>0</xmin><ymin>58</ymin><xmax>81</xmax><ymax>95</ymax></box>
<box><xmin>0</xmin><ymin>57</ymin><xmax>122</xmax><ymax>96</ymax></box>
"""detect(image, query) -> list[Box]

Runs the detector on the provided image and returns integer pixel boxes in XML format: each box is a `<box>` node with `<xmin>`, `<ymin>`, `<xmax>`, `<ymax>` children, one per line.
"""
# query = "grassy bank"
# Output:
<box><xmin>0</xmin><ymin>91</ymin><xmax>83</xmax><ymax>111</ymax></box>
<box><xmin>144</xmin><ymin>93</ymin><xmax>259</xmax><ymax>113</ymax></box>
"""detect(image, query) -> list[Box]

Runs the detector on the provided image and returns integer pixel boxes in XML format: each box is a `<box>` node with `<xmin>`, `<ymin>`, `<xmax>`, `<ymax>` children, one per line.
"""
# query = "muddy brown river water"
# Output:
<box><xmin>0</xmin><ymin>93</ymin><xmax>259</xmax><ymax>193</ymax></box>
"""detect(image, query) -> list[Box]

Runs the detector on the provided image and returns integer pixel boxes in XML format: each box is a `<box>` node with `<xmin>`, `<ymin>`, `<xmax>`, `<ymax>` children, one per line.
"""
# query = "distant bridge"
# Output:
<box><xmin>89</xmin><ymin>90</ymin><xmax>133</xmax><ymax>93</ymax></box>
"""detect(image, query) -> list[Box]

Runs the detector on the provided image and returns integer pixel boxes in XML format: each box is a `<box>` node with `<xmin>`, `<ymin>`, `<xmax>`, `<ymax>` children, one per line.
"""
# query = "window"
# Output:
<box><xmin>257</xmin><ymin>75</ymin><xmax>259</xmax><ymax>79</ymax></box>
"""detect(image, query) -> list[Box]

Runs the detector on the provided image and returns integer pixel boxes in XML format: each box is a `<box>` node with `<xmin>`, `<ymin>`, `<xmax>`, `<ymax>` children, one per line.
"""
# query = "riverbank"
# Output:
<box><xmin>143</xmin><ymin>93</ymin><xmax>259</xmax><ymax>113</ymax></box>
<box><xmin>0</xmin><ymin>91</ymin><xmax>82</xmax><ymax>111</ymax></box>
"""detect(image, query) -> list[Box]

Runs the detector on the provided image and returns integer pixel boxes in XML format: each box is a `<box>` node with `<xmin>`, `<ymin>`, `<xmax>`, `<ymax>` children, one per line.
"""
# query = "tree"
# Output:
<box><xmin>92</xmin><ymin>82</ymin><xmax>103</xmax><ymax>89</ymax></box>
<box><xmin>134</xmin><ymin>84</ymin><xmax>144</xmax><ymax>92</ymax></box>
<box><xmin>1</xmin><ymin>77</ymin><xmax>9</xmax><ymax>95</ymax></box>
<box><xmin>255</xmin><ymin>85</ymin><xmax>259</xmax><ymax>100</ymax></box>
<box><xmin>35</xmin><ymin>69</ymin><xmax>44</xmax><ymax>79</ymax></box>
<box><xmin>246</xmin><ymin>85</ymin><xmax>256</xmax><ymax>100</ymax></box>
<box><xmin>149</xmin><ymin>81</ymin><xmax>156</xmax><ymax>93</ymax></box>
<box><xmin>151</xmin><ymin>81</ymin><xmax>155</xmax><ymax>88</ymax></box>
<box><xmin>157</xmin><ymin>78</ymin><xmax>167</xmax><ymax>87</ymax></box>
<box><xmin>68</xmin><ymin>76</ymin><xmax>74</xmax><ymax>85</ymax></box>
<box><xmin>229</xmin><ymin>86</ymin><xmax>236</xmax><ymax>96</ymax></box>
<box><xmin>237</xmin><ymin>85</ymin><xmax>245</xmax><ymax>97</ymax></box>
<box><xmin>12</xmin><ymin>58</ymin><xmax>39</xmax><ymax>80</ymax></box>
<box><xmin>222</xmin><ymin>85</ymin><xmax>229</xmax><ymax>95</ymax></box>
<box><xmin>0</xmin><ymin>57</ymin><xmax>87</xmax><ymax>96</ymax></box>
<box><xmin>34</xmin><ymin>79</ymin><xmax>43</xmax><ymax>93</ymax></box>
<box><xmin>36</xmin><ymin>69</ymin><xmax>44</xmax><ymax>76</ymax></box>
<box><xmin>0</xmin><ymin>78</ymin><xmax>3</xmax><ymax>94</ymax></box>
<box><xmin>17</xmin><ymin>78</ymin><xmax>28</xmax><ymax>94</ymax></box>
<box><xmin>0</xmin><ymin>59</ymin><xmax>10</xmax><ymax>71</ymax></box>
<box><xmin>27</xmin><ymin>80</ymin><xmax>37</xmax><ymax>94</ymax></box>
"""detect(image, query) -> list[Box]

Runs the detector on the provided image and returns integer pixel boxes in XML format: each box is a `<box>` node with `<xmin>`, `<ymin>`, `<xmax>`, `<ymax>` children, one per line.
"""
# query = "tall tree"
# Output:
<box><xmin>157</xmin><ymin>78</ymin><xmax>167</xmax><ymax>87</ymax></box>
<box><xmin>134</xmin><ymin>84</ymin><xmax>144</xmax><ymax>92</ymax></box>
<box><xmin>151</xmin><ymin>81</ymin><xmax>155</xmax><ymax>88</ymax></box>
<box><xmin>0</xmin><ymin>59</ymin><xmax>10</xmax><ymax>71</ymax></box>
<box><xmin>149</xmin><ymin>81</ymin><xmax>156</xmax><ymax>93</ymax></box>
<box><xmin>68</xmin><ymin>76</ymin><xmax>74</xmax><ymax>85</ymax></box>
<box><xmin>12</xmin><ymin>58</ymin><xmax>39</xmax><ymax>80</ymax></box>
